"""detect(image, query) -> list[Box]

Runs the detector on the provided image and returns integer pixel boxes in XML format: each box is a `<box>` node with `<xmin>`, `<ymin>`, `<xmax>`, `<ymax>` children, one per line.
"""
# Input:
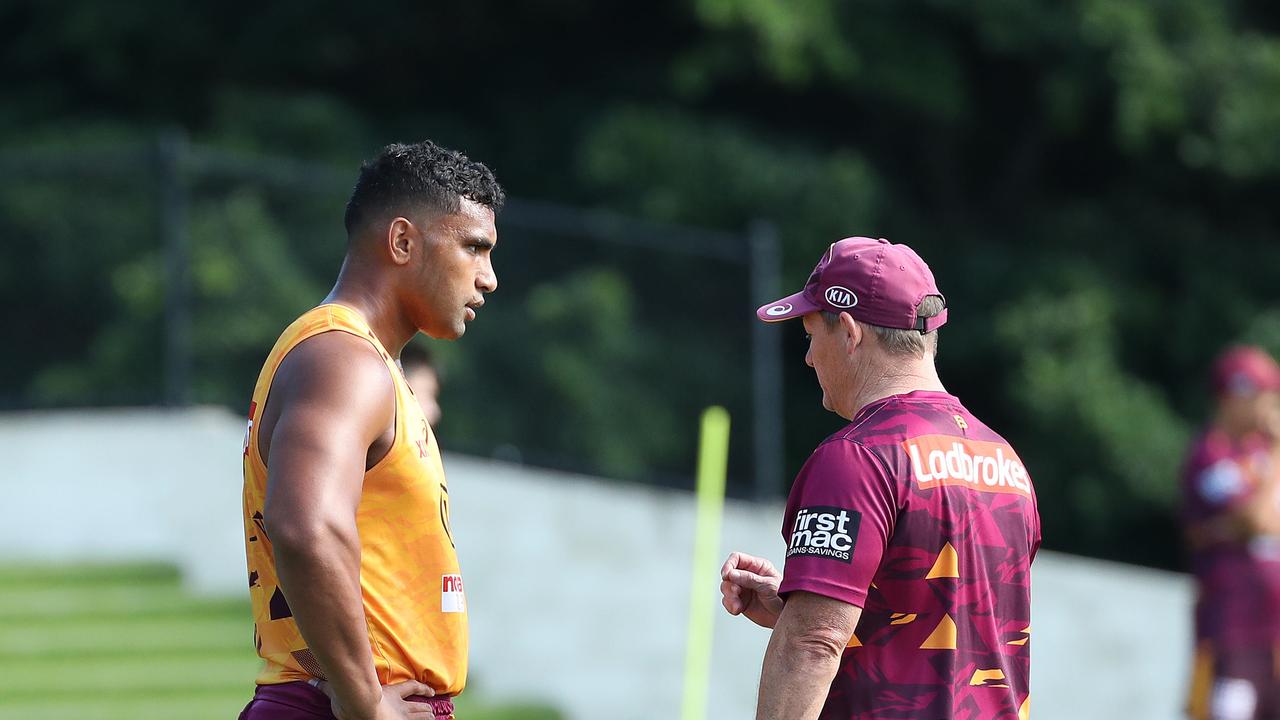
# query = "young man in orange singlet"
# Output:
<box><xmin>238</xmin><ymin>141</ymin><xmax>503</xmax><ymax>720</ymax></box>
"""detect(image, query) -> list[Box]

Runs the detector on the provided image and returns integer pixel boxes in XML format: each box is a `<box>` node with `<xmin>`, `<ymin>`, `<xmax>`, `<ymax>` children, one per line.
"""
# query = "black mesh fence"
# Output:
<box><xmin>0</xmin><ymin>134</ymin><xmax>784</xmax><ymax>498</ymax></box>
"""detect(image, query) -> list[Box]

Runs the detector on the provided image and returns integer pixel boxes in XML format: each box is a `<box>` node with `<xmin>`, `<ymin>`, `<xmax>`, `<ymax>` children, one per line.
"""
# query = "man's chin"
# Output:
<box><xmin>420</xmin><ymin>323</ymin><xmax>466</xmax><ymax>341</ymax></box>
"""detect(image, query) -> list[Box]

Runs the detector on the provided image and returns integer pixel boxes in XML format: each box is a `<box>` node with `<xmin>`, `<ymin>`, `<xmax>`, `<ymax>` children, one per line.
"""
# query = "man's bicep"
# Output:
<box><xmin>265</xmin><ymin>335</ymin><xmax>394</xmax><ymax>527</ymax></box>
<box><xmin>266</xmin><ymin>404</ymin><xmax>369</xmax><ymax>524</ymax></box>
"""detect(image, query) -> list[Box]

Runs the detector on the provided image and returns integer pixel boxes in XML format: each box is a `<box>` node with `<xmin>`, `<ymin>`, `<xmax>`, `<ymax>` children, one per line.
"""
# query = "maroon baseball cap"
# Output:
<box><xmin>1211</xmin><ymin>345</ymin><xmax>1280</xmax><ymax>396</ymax></box>
<box><xmin>756</xmin><ymin>236</ymin><xmax>948</xmax><ymax>331</ymax></box>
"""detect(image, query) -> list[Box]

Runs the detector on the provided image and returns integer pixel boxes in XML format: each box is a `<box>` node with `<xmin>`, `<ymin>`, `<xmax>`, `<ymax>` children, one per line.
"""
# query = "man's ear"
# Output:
<box><xmin>840</xmin><ymin>312</ymin><xmax>862</xmax><ymax>355</ymax></box>
<box><xmin>386</xmin><ymin>217</ymin><xmax>414</xmax><ymax>266</ymax></box>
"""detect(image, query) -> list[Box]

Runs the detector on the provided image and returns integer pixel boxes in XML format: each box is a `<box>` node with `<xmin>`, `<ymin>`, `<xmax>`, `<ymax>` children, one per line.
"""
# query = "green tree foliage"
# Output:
<box><xmin>579</xmin><ymin>107</ymin><xmax>880</xmax><ymax>267</ymax></box>
<box><xmin>997</xmin><ymin>283</ymin><xmax>1191</xmax><ymax>565</ymax></box>
<box><xmin>441</xmin><ymin>267</ymin><xmax>687</xmax><ymax>480</ymax></box>
<box><xmin>3</xmin><ymin>0</ymin><xmax>1279</xmax><ymax>567</ymax></box>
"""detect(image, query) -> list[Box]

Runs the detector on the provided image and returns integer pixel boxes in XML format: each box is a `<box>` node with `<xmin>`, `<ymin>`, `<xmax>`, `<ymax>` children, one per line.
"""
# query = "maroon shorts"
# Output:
<box><xmin>238</xmin><ymin>681</ymin><xmax>455</xmax><ymax>720</ymax></box>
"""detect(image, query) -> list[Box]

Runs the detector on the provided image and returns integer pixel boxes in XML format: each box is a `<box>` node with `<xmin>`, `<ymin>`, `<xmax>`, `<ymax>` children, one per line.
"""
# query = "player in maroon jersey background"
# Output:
<box><xmin>1182</xmin><ymin>346</ymin><xmax>1280</xmax><ymax>720</ymax></box>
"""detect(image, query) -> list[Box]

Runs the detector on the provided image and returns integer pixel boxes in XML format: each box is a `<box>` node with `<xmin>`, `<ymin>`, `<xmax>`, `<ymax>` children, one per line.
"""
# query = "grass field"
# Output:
<box><xmin>0</xmin><ymin>563</ymin><xmax>561</xmax><ymax>720</ymax></box>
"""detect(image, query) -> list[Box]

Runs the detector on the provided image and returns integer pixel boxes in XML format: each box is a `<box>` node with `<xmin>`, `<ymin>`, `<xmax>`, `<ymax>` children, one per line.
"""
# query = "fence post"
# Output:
<box><xmin>749</xmin><ymin>220</ymin><xmax>784</xmax><ymax>500</ymax></box>
<box><xmin>157</xmin><ymin>129</ymin><xmax>191</xmax><ymax>407</ymax></box>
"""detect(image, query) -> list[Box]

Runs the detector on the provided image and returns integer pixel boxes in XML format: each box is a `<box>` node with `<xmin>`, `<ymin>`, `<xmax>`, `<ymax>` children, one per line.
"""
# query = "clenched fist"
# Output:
<box><xmin>720</xmin><ymin>551</ymin><xmax>785</xmax><ymax>629</ymax></box>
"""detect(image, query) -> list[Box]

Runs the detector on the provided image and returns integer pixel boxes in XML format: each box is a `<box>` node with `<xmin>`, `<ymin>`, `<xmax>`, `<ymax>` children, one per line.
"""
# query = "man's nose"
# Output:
<box><xmin>478</xmin><ymin>257</ymin><xmax>497</xmax><ymax>293</ymax></box>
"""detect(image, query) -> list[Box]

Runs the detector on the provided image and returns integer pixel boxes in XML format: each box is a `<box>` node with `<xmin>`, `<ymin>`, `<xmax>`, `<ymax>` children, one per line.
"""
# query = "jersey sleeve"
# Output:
<box><xmin>778</xmin><ymin>439</ymin><xmax>898</xmax><ymax>608</ymax></box>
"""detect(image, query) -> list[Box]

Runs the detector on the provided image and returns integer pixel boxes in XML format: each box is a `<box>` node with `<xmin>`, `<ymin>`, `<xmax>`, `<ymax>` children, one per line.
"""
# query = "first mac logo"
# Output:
<box><xmin>787</xmin><ymin>506</ymin><xmax>860</xmax><ymax>563</ymax></box>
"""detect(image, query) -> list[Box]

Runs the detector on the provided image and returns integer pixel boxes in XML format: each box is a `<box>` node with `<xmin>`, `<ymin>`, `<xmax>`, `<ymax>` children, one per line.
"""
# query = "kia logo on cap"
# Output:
<box><xmin>825</xmin><ymin>286</ymin><xmax>857</xmax><ymax>309</ymax></box>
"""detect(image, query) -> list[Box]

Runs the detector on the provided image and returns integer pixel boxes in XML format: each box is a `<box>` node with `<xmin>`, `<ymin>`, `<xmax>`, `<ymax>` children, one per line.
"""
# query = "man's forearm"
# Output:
<box><xmin>273</xmin><ymin>522</ymin><xmax>381</xmax><ymax>718</ymax></box>
<box><xmin>756</xmin><ymin>627</ymin><xmax>844</xmax><ymax>720</ymax></box>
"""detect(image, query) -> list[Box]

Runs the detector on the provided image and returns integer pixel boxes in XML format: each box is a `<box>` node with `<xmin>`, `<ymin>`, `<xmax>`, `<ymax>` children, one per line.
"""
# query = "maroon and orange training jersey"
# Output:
<box><xmin>779</xmin><ymin>390</ymin><xmax>1040</xmax><ymax>720</ymax></box>
<box><xmin>242</xmin><ymin>304</ymin><xmax>467</xmax><ymax>693</ymax></box>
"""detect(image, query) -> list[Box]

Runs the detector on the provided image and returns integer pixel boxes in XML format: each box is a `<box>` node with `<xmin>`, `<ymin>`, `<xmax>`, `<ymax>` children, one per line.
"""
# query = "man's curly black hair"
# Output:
<box><xmin>343</xmin><ymin>141</ymin><xmax>505</xmax><ymax>236</ymax></box>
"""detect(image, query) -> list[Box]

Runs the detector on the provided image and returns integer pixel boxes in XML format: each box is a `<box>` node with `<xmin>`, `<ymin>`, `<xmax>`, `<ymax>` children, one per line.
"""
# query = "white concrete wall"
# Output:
<box><xmin>0</xmin><ymin>407</ymin><xmax>249</xmax><ymax>593</ymax></box>
<box><xmin>0</xmin><ymin>408</ymin><xmax>1192</xmax><ymax>719</ymax></box>
<box><xmin>1030</xmin><ymin>553</ymin><xmax>1192</xmax><ymax>719</ymax></box>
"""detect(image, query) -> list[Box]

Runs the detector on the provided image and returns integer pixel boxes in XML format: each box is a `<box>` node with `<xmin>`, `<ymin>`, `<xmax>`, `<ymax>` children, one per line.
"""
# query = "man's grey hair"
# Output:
<box><xmin>822</xmin><ymin>295</ymin><xmax>945</xmax><ymax>357</ymax></box>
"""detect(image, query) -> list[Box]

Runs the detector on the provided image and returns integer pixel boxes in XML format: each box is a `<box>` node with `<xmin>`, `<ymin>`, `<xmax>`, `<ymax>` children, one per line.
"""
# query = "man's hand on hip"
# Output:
<box><xmin>318</xmin><ymin>679</ymin><xmax>438</xmax><ymax>719</ymax></box>
<box><xmin>721</xmin><ymin>551</ymin><xmax>785</xmax><ymax>629</ymax></box>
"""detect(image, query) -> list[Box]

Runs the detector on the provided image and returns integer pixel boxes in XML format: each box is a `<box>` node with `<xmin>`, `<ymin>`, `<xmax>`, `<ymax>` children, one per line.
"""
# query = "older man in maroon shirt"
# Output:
<box><xmin>722</xmin><ymin>237</ymin><xmax>1040</xmax><ymax>720</ymax></box>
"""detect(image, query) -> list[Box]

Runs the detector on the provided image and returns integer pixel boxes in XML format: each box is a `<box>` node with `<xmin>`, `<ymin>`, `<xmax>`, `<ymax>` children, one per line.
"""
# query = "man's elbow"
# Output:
<box><xmin>779</xmin><ymin>627</ymin><xmax>848</xmax><ymax>667</ymax></box>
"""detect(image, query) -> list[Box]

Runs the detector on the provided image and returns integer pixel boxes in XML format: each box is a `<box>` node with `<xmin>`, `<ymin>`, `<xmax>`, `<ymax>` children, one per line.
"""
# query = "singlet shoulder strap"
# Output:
<box><xmin>274</xmin><ymin>303</ymin><xmax>398</xmax><ymax>364</ymax></box>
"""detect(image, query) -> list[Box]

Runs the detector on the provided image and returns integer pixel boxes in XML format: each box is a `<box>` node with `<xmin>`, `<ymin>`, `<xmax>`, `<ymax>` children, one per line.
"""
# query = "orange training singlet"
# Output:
<box><xmin>241</xmin><ymin>304</ymin><xmax>466</xmax><ymax>693</ymax></box>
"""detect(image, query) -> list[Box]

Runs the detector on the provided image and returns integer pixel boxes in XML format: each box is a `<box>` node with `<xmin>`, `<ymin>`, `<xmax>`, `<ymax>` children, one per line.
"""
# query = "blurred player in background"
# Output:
<box><xmin>238</xmin><ymin>141</ymin><xmax>503</xmax><ymax>720</ymax></box>
<box><xmin>1183</xmin><ymin>346</ymin><xmax>1280</xmax><ymax>720</ymax></box>
<box><xmin>721</xmin><ymin>237</ymin><xmax>1040</xmax><ymax>720</ymax></box>
<box><xmin>400</xmin><ymin>343</ymin><xmax>442</xmax><ymax>428</ymax></box>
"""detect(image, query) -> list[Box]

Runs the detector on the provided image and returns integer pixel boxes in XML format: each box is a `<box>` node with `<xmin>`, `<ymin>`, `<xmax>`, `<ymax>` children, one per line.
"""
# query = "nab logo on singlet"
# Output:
<box><xmin>787</xmin><ymin>506</ymin><xmax>860</xmax><ymax>563</ymax></box>
<box><xmin>441</xmin><ymin>574</ymin><xmax>466</xmax><ymax>613</ymax></box>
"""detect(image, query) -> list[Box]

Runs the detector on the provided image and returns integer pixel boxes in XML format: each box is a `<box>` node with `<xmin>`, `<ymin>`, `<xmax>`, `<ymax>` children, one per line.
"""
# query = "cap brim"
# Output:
<box><xmin>756</xmin><ymin>291</ymin><xmax>821</xmax><ymax>323</ymax></box>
